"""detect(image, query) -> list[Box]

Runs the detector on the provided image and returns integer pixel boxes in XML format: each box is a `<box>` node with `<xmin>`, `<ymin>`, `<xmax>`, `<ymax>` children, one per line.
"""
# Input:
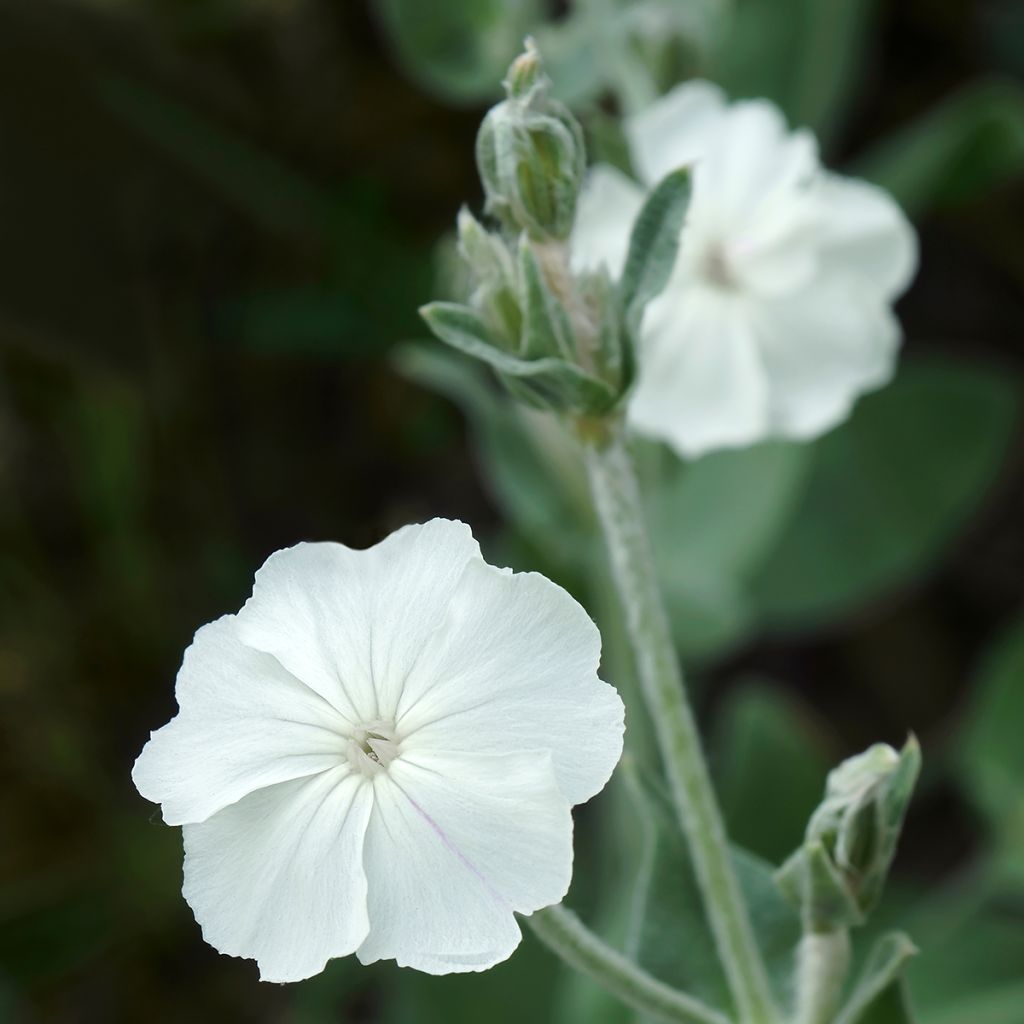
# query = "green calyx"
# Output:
<box><xmin>421</xmin><ymin>43</ymin><xmax>695</xmax><ymax>419</ymax></box>
<box><xmin>475</xmin><ymin>39</ymin><xmax>585</xmax><ymax>242</ymax></box>
<box><xmin>777</xmin><ymin>736</ymin><xmax>922</xmax><ymax>932</ymax></box>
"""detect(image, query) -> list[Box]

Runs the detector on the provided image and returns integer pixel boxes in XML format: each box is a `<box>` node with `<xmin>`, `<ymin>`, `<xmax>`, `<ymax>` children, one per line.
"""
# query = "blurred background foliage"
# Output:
<box><xmin>1</xmin><ymin>0</ymin><xmax>1022</xmax><ymax>1021</ymax></box>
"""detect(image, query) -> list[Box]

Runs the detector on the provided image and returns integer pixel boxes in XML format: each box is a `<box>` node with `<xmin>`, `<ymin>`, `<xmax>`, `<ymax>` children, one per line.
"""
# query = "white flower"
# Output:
<box><xmin>572</xmin><ymin>81</ymin><xmax>918</xmax><ymax>458</ymax></box>
<box><xmin>132</xmin><ymin>519</ymin><xmax>624</xmax><ymax>982</ymax></box>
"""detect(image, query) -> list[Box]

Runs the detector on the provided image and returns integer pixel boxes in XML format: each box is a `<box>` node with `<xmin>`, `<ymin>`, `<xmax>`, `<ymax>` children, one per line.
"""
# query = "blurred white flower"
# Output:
<box><xmin>572</xmin><ymin>81</ymin><xmax>918</xmax><ymax>458</ymax></box>
<box><xmin>133</xmin><ymin>519</ymin><xmax>623</xmax><ymax>982</ymax></box>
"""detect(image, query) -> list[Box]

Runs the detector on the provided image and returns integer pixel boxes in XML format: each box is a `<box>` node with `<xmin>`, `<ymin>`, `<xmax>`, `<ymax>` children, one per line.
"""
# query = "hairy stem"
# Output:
<box><xmin>529</xmin><ymin>905</ymin><xmax>733</xmax><ymax>1024</ymax></box>
<box><xmin>581</xmin><ymin>423</ymin><xmax>778</xmax><ymax>1024</ymax></box>
<box><xmin>794</xmin><ymin>930</ymin><xmax>850</xmax><ymax>1024</ymax></box>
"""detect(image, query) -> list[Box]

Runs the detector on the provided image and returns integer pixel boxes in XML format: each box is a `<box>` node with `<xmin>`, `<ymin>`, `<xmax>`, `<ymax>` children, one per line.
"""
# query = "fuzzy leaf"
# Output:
<box><xmin>752</xmin><ymin>360</ymin><xmax>1018</xmax><ymax>631</ymax></box>
<box><xmin>714</xmin><ymin>683</ymin><xmax>832</xmax><ymax>863</ymax></box>
<box><xmin>623</xmin><ymin>764</ymin><xmax>801</xmax><ymax>1016</ymax></box>
<box><xmin>420</xmin><ymin>301</ymin><xmax>616</xmax><ymax>412</ymax></box>
<box><xmin>836</xmin><ymin>932</ymin><xmax>918</xmax><ymax>1024</ymax></box>
<box><xmin>517</xmin><ymin>236</ymin><xmax>576</xmax><ymax>360</ymax></box>
<box><xmin>619</xmin><ymin>168</ymin><xmax>691</xmax><ymax>321</ymax></box>
<box><xmin>646</xmin><ymin>441</ymin><xmax>811</xmax><ymax>660</ymax></box>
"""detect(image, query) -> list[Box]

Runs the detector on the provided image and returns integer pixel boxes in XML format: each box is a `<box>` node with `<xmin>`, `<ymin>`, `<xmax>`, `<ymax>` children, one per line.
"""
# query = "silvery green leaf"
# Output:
<box><xmin>420</xmin><ymin>301</ymin><xmax>503</xmax><ymax>359</ymax></box>
<box><xmin>646</xmin><ymin>441</ymin><xmax>811</xmax><ymax>661</ymax></box>
<box><xmin>622</xmin><ymin>763</ymin><xmax>801</xmax><ymax>1015</ymax></box>
<box><xmin>619</xmin><ymin>167</ymin><xmax>691</xmax><ymax>323</ymax></box>
<box><xmin>457</xmin><ymin>206</ymin><xmax>514</xmax><ymax>289</ymax></box>
<box><xmin>713</xmin><ymin>682</ymin><xmax>831</xmax><ymax>863</ymax></box>
<box><xmin>420</xmin><ymin>301</ymin><xmax>617</xmax><ymax>413</ymax></box>
<box><xmin>835</xmin><ymin>932</ymin><xmax>918</xmax><ymax>1024</ymax></box>
<box><xmin>456</xmin><ymin>207</ymin><xmax>522</xmax><ymax>348</ymax></box>
<box><xmin>582</xmin><ymin>267</ymin><xmax>631</xmax><ymax>393</ymax></box>
<box><xmin>517</xmin><ymin>235</ymin><xmax>576</xmax><ymax>361</ymax></box>
<box><xmin>752</xmin><ymin>359</ymin><xmax>1018</xmax><ymax>631</ymax></box>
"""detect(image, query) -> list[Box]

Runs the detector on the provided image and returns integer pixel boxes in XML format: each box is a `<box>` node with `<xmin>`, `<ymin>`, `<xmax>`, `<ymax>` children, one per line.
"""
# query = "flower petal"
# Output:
<box><xmin>816</xmin><ymin>173</ymin><xmax>918</xmax><ymax>300</ymax></box>
<box><xmin>182</xmin><ymin>767</ymin><xmax>373</xmax><ymax>983</ymax></box>
<box><xmin>626</xmin><ymin>80</ymin><xmax>727</xmax><ymax>186</ymax></box>
<box><xmin>570</xmin><ymin>164</ymin><xmax>646</xmax><ymax>277</ymax></box>
<box><xmin>629</xmin><ymin>285</ymin><xmax>770</xmax><ymax>457</ymax></box>
<box><xmin>750</xmin><ymin>277</ymin><xmax>901</xmax><ymax>439</ymax></box>
<box><xmin>356</xmin><ymin>751</ymin><xmax>572</xmax><ymax>973</ymax></box>
<box><xmin>693</xmin><ymin>100</ymin><xmax>815</xmax><ymax>224</ymax></box>
<box><xmin>394</xmin><ymin>560</ymin><xmax>624</xmax><ymax>806</ymax></box>
<box><xmin>132</xmin><ymin>615</ymin><xmax>346</xmax><ymax>825</ymax></box>
<box><xmin>716</xmin><ymin>131</ymin><xmax>821</xmax><ymax>295</ymax></box>
<box><xmin>235</xmin><ymin>519</ymin><xmax>481</xmax><ymax>723</ymax></box>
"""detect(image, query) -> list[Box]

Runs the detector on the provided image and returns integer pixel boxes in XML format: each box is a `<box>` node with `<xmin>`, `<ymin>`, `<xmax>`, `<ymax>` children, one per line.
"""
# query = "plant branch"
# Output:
<box><xmin>580</xmin><ymin>422</ymin><xmax>778</xmax><ymax>1024</ymax></box>
<box><xmin>529</xmin><ymin>905</ymin><xmax>733</xmax><ymax>1024</ymax></box>
<box><xmin>794</xmin><ymin>930</ymin><xmax>851</xmax><ymax>1024</ymax></box>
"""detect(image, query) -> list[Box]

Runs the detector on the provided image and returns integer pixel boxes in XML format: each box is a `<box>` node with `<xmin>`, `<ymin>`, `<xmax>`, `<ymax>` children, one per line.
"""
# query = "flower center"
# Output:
<box><xmin>346</xmin><ymin>720</ymin><xmax>400</xmax><ymax>776</ymax></box>
<box><xmin>699</xmin><ymin>242</ymin><xmax>738</xmax><ymax>290</ymax></box>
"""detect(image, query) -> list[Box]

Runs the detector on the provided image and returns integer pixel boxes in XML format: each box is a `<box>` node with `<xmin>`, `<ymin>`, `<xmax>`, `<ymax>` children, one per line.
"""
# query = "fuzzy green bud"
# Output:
<box><xmin>777</xmin><ymin>737</ymin><xmax>921</xmax><ymax>931</ymax></box>
<box><xmin>475</xmin><ymin>40</ymin><xmax>585</xmax><ymax>241</ymax></box>
<box><xmin>456</xmin><ymin>206</ymin><xmax>521</xmax><ymax>349</ymax></box>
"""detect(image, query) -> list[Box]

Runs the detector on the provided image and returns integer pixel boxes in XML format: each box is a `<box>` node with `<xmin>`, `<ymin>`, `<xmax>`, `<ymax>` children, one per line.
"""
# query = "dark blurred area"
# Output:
<box><xmin>0</xmin><ymin>1</ymin><xmax>1022</xmax><ymax>1022</ymax></box>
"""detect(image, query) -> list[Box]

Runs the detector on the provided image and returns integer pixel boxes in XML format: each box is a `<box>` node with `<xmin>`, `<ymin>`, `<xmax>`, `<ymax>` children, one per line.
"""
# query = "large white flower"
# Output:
<box><xmin>133</xmin><ymin>519</ymin><xmax>624</xmax><ymax>982</ymax></box>
<box><xmin>572</xmin><ymin>81</ymin><xmax>918</xmax><ymax>458</ymax></box>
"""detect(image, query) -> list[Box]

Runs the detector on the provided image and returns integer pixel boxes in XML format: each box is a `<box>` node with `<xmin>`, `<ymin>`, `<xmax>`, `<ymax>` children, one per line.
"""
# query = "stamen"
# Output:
<box><xmin>346</xmin><ymin>721</ymin><xmax>400</xmax><ymax>775</ymax></box>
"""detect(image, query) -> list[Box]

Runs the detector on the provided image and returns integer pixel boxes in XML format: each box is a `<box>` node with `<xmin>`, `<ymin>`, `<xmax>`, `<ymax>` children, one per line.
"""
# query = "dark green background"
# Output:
<box><xmin>1</xmin><ymin>1</ymin><xmax>1022</xmax><ymax>1022</ymax></box>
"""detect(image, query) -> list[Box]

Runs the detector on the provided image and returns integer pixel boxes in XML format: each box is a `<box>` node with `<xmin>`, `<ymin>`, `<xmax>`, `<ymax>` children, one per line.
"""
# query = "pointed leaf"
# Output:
<box><xmin>713</xmin><ymin>682</ymin><xmax>831</xmax><ymax>863</ymax></box>
<box><xmin>420</xmin><ymin>301</ymin><xmax>616</xmax><ymax>411</ymax></box>
<box><xmin>646</xmin><ymin>441</ymin><xmax>811</xmax><ymax>659</ymax></box>
<box><xmin>518</xmin><ymin>235</ymin><xmax>576</xmax><ymax>360</ymax></box>
<box><xmin>625</xmin><ymin>765</ymin><xmax>801</xmax><ymax>1015</ymax></box>
<box><xmin>836</xmin><ymin>932</ymin><xmax>918</xmax><ymax>1024</ymax></box>
<box><xmin>619</xmin><ymin>168</ymin><xmax>691</xmax><ymax>320</ymax></box>
<box><xmin>752</xmin><ymin>360</ymin><xmax>1018</xmax><ymax>631</ymax></box>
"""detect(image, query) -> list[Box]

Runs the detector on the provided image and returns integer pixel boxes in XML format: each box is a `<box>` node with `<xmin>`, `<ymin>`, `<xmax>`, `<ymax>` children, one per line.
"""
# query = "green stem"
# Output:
<box><xmin>529</xmin><ymin>905</ymin><xmax>733</xmax><ymax>1024</ymax></box>
<box><xmin>581</xmin><ymin>423</ymin><xmax>778</xmax><ymax>1024</ymax></box>
<box><xmin>794</xmin><ymin>930</ymin><xmax>850</xmax><ymax>1024</ymax></box>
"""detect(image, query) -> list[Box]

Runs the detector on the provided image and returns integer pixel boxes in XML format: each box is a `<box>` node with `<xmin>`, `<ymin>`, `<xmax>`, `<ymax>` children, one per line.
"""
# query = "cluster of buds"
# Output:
<box><xmin>777</xmin><ymin>738</ymin><xmax>921</xmax><ymax>933</ymax></box>
<box><xmin>475</xmin><ymin>39</ymin><xmax>586</xmax><ymax>242</ymax></box>
<box><xmin>420</xmin><ymin>41</ymin><xmax>689</xmax><ymax>420</ymax></box>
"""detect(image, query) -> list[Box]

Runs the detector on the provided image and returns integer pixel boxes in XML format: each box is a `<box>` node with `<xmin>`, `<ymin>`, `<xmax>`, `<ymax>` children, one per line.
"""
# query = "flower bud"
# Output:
<box><xmin>475</xmin><ymin>41</ymin><xmax>585</xmax><ymax>241</ymax></box>
<box><xmin>504</xmin><ymin>40</ymin><xmax>543</xmax><ymax>99</ymax></box>
<box><xmin>777</xmin><ymin>737</ymin><xmax>920</xmax><ymax>931</ymax></box>
<box><xmin>456</xmin><ymin>206</ymin><xmax>521</xmax><ymax>349</ymax></box>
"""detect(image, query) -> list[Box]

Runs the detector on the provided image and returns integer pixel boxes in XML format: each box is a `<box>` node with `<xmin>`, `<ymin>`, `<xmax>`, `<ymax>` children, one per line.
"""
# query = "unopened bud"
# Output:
<box><xmin>777</xmin><ymin>737</ymin><xmax>921</xmax><ymax>931</ymax></box>
<box><xmin>504</xmin><ymin>37</ymin><xmax>543</xmax><ymax>99</ymax></box>
<box><xmin>475</xmin><ymin>43</ymin><xmax>585</xmax><ymax>240</ymax></box>
<box><xmin>455</xmin><ymin>207</ymin><xmax>521</xmax><ymax>349</ymax></box>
